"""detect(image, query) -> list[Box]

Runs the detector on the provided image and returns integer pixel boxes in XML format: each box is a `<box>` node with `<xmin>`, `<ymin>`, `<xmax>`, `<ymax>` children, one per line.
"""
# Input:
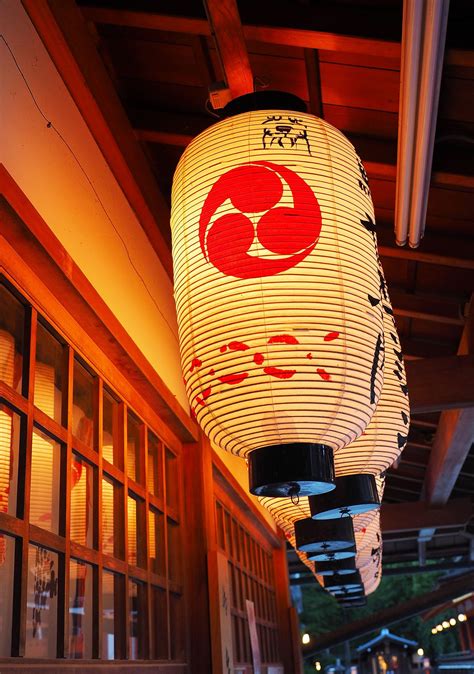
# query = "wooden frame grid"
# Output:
<box><xmin>215</xmin><ymin>498</ymin><xmax>281</xmax><ymax>668</ymax></box>
<box><xmin>0</xmin><ymin>274</ymin><xmax>184</xmax><ymax>665</ymax></box>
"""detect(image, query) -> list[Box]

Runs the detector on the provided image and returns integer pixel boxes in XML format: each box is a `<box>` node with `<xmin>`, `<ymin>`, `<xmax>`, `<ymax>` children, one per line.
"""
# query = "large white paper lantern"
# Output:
<box><xmin>171</xmin><ymin>91</ymin><xmax>385</xmax><ymax>497</ymax></box>
<box><xmin>325</xmin><ymin>264</ymin><xmax>409</xmax><ymax>478</ymax></box>
<box><xmin>308</xmin><ymin>239</ymin><xmax>409</xmax><ymax>518</ymax></box>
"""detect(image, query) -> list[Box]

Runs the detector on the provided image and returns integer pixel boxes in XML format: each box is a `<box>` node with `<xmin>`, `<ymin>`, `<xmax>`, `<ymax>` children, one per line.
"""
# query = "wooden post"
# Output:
<box><xmin>274</xmin><ymin>533</ymin><xmax>304</xmax><ymax>674</ymax></box>
<box><xmin>182</xmin><ymin>436</ymin><xmax>214</xmax><ymax>671</ymax></box>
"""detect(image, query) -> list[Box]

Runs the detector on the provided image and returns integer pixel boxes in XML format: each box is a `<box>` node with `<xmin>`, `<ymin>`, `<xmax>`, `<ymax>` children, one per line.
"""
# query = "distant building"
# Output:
<box><xmin>356</xmin><ymin>628</ymin><xmax>418</xmax><ymax>674</ymax></box>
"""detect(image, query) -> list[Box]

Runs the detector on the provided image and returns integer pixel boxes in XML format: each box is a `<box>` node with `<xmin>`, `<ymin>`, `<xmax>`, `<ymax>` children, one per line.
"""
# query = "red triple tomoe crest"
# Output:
<box><xmin>199</xmin><ymin>161</ymin><xmax>322</xmax><ymax>278</ymax></box>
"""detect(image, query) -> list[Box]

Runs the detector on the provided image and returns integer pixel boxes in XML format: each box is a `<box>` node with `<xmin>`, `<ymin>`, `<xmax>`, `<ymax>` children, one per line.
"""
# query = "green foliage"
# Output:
<box><xmin>300</xmin><ymin>568</ymin><xmax>461</xmax><ymax>665</ymax></box>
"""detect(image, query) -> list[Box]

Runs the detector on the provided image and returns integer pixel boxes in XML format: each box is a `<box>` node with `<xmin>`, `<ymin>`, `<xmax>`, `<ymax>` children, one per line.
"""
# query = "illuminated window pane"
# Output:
<box><xmin>68</xmin><ymin>559</ymin><xmax>93</xmax><ymax>659</ymax></box>
<box><xmin>102</xmin><ymin>476</ymin><xmax>123</xmax><ymax>559</ymax></box>
<box><xmin>102</xmin><ymin>570</ymin><xmax>124</xmax><ymax>660</ymax></box>
<box><xmin>150</xmin><ymin>585</ymin><xmax>167</xmax><ymax>659</ymax></box>
<box><xmin>102</xmin><ymin>388</ymin><xmax>119</xmax><ymax>466</ymax></box>
<box><xmin>35</xmin><ymin>322</ymin><xmax>64</xmax><ymax>424</ymax></box>
<box><xmin>168</xmin><ymin>518</ymin><xmax>181</xmax><ymax>584</ymax></box>
<box><xmin>127</xmin><ymin>412</ymin><xmax>142</xmax><ymax>483</ymax></box>
<box><xmin>147</xmin><ymin>431</ymin><xmax>160</xmax><ymax>497</ymax></box>
<box><xmin>129</xmin><ymin>579</ymin><xmax>147</xmax><ymax>660</ymax></box>
<box><xmin>0</xmin><ymin>533</ymin><xmax>15</xmax><ymax>656</ymax></box>
<box><xmin>127</xmin><ymin>494</ymin><xmax>145</xmax><ymax>568</ymax></box>
<box><xmin>148</xmin><ymin>507</ymin><xmax>165</xmax><ymax>576</ymax></box>
<box><xmin>70</xmin><ymin>455</ymin><xmax>94</xmax><ymax>548</ymax></box>
<box><xmin>25</xmin><ymin>545</ymin><xmax>59</xmax><ymax>658</ymax></box>
<box><xmin>0</xmin><ymin>283</ymin><xmax>24</xmax><ymax>394</ymax></box>
<box><xmin>73</xmin><ymin>359</ymin><xmax>95</xmax><ymax>449</ymax></box>
<box><xmin>165</xmin><ymin>448</ymin><xmax>178</xmax><ymax>510</ymax></box>
<box><xmin>30</xmin><ymin>429</ymin><xmax>61</xmax><ymax>533</ymax></box>
<box><xmin>0</xmin><ymin>404</ymin><xmax>21</xmax><ymax>517</ymax></box>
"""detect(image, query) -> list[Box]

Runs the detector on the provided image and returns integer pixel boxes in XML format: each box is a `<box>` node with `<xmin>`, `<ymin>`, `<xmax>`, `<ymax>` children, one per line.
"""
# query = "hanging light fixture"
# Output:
<box><xmin>171</xmin><ymin>90</ymin><xmax>386</xmax><ymax>497</ymax></box>
<box><xmin>294</xmin><ymin>517</ymin><xmax>355</xmax><ymax>554</ymax></box>
<box><xmin>315</xmin><ymin>558</ymin><xmax>356</xmax><ymax>576</ymax></box>
<box><xmin>309</xmin><ymin>261</ymin><xmax>409</xmax><ymax>519</ymax></box>
<box><xmin>309</xmin><ymin>473</ymin><xmax>382</xmax><ymax>520</ymax></box>
<box><xmin>323</xmin><ymin>571</ymin><xmax>362</xmax><ymax>592</ymax></box>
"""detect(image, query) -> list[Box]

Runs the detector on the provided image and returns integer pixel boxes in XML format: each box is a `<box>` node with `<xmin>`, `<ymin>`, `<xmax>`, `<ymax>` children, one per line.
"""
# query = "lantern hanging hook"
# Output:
<box><xmin>289</xmin><ymin>484</ymin><xmax>300</xmax><ymax>506</ymax></box>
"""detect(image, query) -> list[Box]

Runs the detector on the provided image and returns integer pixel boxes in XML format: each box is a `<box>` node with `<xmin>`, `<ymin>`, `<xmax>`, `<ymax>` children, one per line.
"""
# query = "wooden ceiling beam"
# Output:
<box><xmin>203</xmin><ymin>0</ymin><xmax>254</xmax><ymax>98</ymax></box>
<box><xmin>380</xmin><ymin>228</ymin><xmax>474</xmax><ymax>270</ymax></box>
<box><xmin>390</xmin><ymin>289</ymin><xmax>465</xmax><ymax>326</ymax></box>
<box><xmin>80</xmin><ymin>5</ymin><xmax>473</xmax><ymax>66</ymax></box>
<box><xmin>131</xmin><ymin>109</ymin><xmax>474</xmax><ymax>192</ymax></box>
<box><xmin>304</xmin><ymin>49</ymin><xmax>323</xmax><ymax>117</ymax></box>
<box><xmin>303</xmin><ymin>572</ymin><xmax>474</xmax><ymax>655</ymax></box>
<box><xmin>381</xmin><ymin>498</ymin><xmax>473</xmax><ymax>534</ymax></box>
<box><xmin>406</xmin><ymin>354</ymin><xmax>474</xmax><ymax>414</ymax></box>
<box><xmin>22</xmin><ymin>0</ymin><xmax>173</xmax><ymax>277</ymax></box>
<box><xmin>423</xmin><ymin>299</ymin><xmax>474</xmax><ymax>505</ymax></box>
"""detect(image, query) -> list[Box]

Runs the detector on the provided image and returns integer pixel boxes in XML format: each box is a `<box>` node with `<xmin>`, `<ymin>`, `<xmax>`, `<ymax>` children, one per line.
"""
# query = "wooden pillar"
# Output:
<box><xmin>182</xmin><ymin>436</ymin><xmax>215</xmax><ymax>671</ymax></box>
<box><xmin>274</xmin><ymin>532</ymin><xmax>304</xmax><ymax>674</ymax></box>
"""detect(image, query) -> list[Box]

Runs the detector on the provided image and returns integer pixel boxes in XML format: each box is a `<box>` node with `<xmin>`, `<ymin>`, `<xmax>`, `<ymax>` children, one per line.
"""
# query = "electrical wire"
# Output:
<box><xmin>0</xmin><ymin>34</ymin><xmax>179</xmax><ymax>343</ymax></box>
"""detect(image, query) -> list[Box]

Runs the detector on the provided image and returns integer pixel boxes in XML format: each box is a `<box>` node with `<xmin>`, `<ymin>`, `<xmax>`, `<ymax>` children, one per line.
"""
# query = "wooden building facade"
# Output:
<box><xmin>1</xmin><ymin>0</ymin><xmax>473</xmax><ymax>671</ymax></box>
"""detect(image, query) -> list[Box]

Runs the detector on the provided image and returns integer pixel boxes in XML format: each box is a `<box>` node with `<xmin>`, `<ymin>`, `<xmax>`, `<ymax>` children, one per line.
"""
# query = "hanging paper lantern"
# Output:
<box><xmin>294</xmin><ymin>517</ymin><xmax>355</xmax><ymax>554</ymax></box>
<box><xmin>323</xmin><ymin>265</ymin><xmax>409</xmax><ymax>482</ymax></box>
<box><xmin>315</xmin><ymin>557</ymin><xmax>357</xmax><ymax>576</ymax></box>
<box><xmin>308</xmin><ymin>250</ymin><xmax>409</xmax><ymax>517</ymax></box>
<box><xmin>258</xmin><ymin>475</ymin><xmax>384</xmax><ymax>533</ymax></box>
<box><xmin>354</xmin><ymin>510</ymin><xmax>383</xmax><ymax>594</ymax></box>
<box><xmin>171</xmin><ymin>91</ymin><xmax>385</xmax><ymax>497</ymax></box>
<box><xmin>323</xmin><ymin>570</ymin><xmax>362</xmax><ymax>592</ymax></box>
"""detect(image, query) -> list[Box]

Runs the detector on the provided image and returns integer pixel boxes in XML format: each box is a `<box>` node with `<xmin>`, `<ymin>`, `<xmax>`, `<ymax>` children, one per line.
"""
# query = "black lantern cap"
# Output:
<box><xmin>329</xmin><ymin>584</ymin><xmax>364</xmax><ymax>597</ymax></box>
<box><xmin>222</xmin><ymin>90</ymin><xmax>307</xmax><ymax>117</ymax></box>
<box><xmin>315</xmin><ymin>558</ymin><xmax>357</xmax><ymax>576</ymax></box>
<box><xmin>248</xmin><ymin>443</ymin><xmax>335</xmax><ymax>498</ymax></box>
<box><xmin>308</xmin><ymin>545</ymin><xmax>356</xmax><ymax>562</ymax></box>
<box><xmin>295</xmin><ymin>516</ymin><xmax>354</xmax><ymax>553</ymax></box>
<box><xmin>323</xmin><ymin>571</ymin><xmax>362</xmax><ymax>592</ymax></box>
<box><xmin>309</xmin><ymin>473</ymin><xmax>380</xmax><ymax>520</ymax></box>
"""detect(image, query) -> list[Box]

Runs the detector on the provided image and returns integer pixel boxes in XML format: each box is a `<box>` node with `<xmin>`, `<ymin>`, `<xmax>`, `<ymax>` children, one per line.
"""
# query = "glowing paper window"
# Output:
<box><xmin>171</xmin><ymin>92</ymin><xmax>384</xmax><ymax>497</ymax></box>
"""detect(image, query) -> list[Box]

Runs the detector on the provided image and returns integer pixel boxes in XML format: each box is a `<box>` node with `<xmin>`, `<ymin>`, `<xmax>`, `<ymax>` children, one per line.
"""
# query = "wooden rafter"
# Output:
<box><xmin>204</xmin><ymin>0</ymin><xmax>253</xmax><ymax>98</ymax></box>
<box><xmin>303</xmin><ymin>572</ymin><xmax>474</xmax><ymax>655</ymax></box>
<box><xmin>423</xmin><ymin>297</ymin><xmax>474</xmax><ymax>504</ymax></box>
<box><xmin>131</xmin><ymin>109</ymin><xmax>474</xmax><ymax>191</ymax></box>
<box><xmin>80</xmin><ymin>5</ymin><xmax>474</xmax><ymax>66</ymax></box>
<box><xmin>22</xmin><ymin>0</ymin><xmax>173</xmax><ymax>277</ymax></box>
<box><xmin>304</xmin><ymin>49</ymin><xmax>323</xmax><ymax>118</ymax></box>
<box><xmin>381</xmin><ymin>498</ymin><xmax>473</xmax><ymax>533</ymax></box>
<box><xmin>406</xmin><ymin>354</ymin><xmax>474</xmax><ymax>414</ymax></box>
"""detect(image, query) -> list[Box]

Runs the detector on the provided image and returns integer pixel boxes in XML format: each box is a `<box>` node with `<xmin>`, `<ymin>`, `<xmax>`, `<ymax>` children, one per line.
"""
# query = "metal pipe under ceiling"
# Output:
<box><xmin>395</xmin><ymin>0</ymin><xmax>450</xmax><ymax>248</ymax></box>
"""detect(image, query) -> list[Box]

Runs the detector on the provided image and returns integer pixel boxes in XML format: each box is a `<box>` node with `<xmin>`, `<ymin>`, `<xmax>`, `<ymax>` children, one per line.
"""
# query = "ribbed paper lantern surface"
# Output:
<box><xmin>171</xmin><ymin>92</ymin><xmax>384</xmax><ymax>497</ymax></box>
<box><xmin>332</xmin><ymin>263</ymin><xmax>410</xmax><ymax>478</ymax></box>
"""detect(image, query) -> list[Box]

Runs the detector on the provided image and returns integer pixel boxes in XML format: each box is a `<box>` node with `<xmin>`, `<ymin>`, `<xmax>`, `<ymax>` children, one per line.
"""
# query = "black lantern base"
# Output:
<box><xmin>309</xmin><ymin>473</ymin><xmax>380</xmax><ymax>520</ymax></box>
<box><xmin>295</xmin><ymin>516</ymin><xmax>354</xmax><ymax>553</ymax></box>
<box><xmin>248</xmin><ymin>443</ymin><xmax>335</xmax><ymax>497</ymax></box>
<box><xmin>324</xmin><ymin>571</ymin><xmax>362</xmax><ymax>592</ymax></box>
<box><xmin>315</xmin><ymin>558</ymin><xmax>356</xmax><ymax>576</ymax></box>
<box><xmin>308</xmin><ymin>546</ymin><xmax>356</xmax><ymax>562</ymax></box>
<box><xmin>329</xmin><ymin>584</ymin><xmax>364</xmax><ymax>596</ymax></box>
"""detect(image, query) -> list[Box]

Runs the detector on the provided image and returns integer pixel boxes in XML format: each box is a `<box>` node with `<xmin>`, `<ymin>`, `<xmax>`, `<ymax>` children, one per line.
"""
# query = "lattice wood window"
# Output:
<box><xmin>0</xmin><ymin>277</ymin><xmax>183</xmax><ymax>661</ymax></box>
<box><xmin>215</xmin><ymin>499</ymin><xmax>280</xmax><ymax>667</ymax></box>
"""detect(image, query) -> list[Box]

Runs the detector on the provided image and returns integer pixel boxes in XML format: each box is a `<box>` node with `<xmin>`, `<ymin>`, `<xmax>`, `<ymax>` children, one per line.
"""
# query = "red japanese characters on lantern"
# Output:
<box><xmin>171</xmin><ymin>92</ymin><xmax>385</xmax><ymax>497</ymax></box>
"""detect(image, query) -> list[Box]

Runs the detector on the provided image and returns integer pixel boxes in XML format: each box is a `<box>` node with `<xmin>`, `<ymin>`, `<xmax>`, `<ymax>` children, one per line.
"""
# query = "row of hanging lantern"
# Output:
<box><xmin>261</xmin><ymin>479</ymin><xmax>384</xmax><ymax>605</ymax></box>
<box><xmin>171</xmin><ymin>90</ymin><xmax>409</xmax><ymax>598</ymax></box>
